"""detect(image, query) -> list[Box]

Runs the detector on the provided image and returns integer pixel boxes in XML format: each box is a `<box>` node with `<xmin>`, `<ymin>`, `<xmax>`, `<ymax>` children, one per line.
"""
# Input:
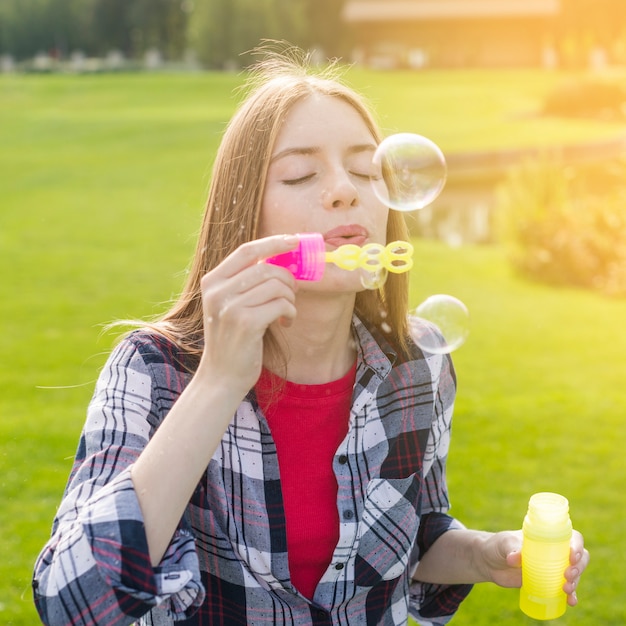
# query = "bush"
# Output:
<box><xmin>543</xmin><ymin>78</ymin><xmax>626</xmax><ymax>120</ymax></box>
<box><xmin>495</xmin><ymin>157</ymin><xmax>626</xmax><ymax>296</ymax></box>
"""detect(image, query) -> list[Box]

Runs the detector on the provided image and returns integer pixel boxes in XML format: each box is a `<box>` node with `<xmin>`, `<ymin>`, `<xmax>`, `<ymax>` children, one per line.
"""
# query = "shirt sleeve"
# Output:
<box><xmin>408</xmin><ymin>347</ymin><xmax>473</xmax><ymax>623</ymax></box>
<box><xmin>32</xmin><ymin>335</ymin><xmax>205</xmax><ymax>626</ymax></box>
<box><xmin>408</xmin><ymin>513</ymin><xmax>473</xmax><ymax>624</ymax></box>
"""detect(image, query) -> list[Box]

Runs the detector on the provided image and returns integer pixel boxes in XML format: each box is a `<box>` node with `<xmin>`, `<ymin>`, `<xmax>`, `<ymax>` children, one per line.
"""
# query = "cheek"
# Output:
<box><xmin>259</xmin><ymin>184</ymin><xmax>284</xmax><ymax>233</ymax></box>
<box><xmin>259</xmin><ymin>201</ymin><xmax>296</xmax><ymax>237</ymax></box>
<box><xmin>260</xmin><ymin>188</ymin><xmax>318</xmax><ymax>236</ymax></box>
<box><xmin>360</xmin><ymin>185</ymin><xmax>388</xmax><ymax>225</ymax></box>
<box><xmin>374</xmin><ymin>207</ymin><xmax>390</xmax><ymax>243</ymax></box>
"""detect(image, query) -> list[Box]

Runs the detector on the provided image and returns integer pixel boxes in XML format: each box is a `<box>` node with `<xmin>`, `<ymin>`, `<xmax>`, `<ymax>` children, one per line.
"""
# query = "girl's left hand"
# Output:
<box><xmin>562</xmin><ymin>531</ymin><xmax>590</xmax><ymax>606</ymax></box>
<box><xmin>492</xmin><ymin>529</ymin><xmax>590</xmax><ymax>606</ymax></box>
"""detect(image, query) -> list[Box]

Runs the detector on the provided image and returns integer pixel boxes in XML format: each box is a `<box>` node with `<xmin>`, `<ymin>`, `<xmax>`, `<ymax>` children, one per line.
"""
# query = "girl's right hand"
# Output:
<box><xmin>197</xmin><ymin>234</ymin><xmax>300</xmax><ymax>393</ymax></box>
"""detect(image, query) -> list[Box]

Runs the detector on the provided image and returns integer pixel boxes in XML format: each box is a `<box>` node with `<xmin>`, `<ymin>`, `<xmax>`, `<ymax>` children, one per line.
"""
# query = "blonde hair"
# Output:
<box><xmin>151</xmin><ymin>44</ymin><xmax>410</xmax><ymax>366</ymax></box>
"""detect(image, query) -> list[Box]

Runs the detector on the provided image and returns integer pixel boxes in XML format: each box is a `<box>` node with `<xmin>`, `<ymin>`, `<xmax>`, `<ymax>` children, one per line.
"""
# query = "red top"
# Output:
<box><xmin>256</xmin><ymin>362</ymin><xmax>356</xmax><ymax>600</ymax></box>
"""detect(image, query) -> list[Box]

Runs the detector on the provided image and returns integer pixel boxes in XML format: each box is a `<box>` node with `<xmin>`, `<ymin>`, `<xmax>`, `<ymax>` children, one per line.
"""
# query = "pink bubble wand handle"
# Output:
<box><xmin>265</xmin><ymin>233</ymin><xmax>326</xmax><ymax>281</ymax></box>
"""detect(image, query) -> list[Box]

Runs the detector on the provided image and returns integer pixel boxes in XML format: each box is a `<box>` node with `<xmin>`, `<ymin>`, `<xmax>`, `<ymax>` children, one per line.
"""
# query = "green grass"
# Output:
<box><xmin>1</xmin><ymin>70</ymin><xmax>625</xmax><ymax>624</ymax></box>
<box><xmin>409</xmin><ymin>241</ymin><xmax>626</xmax><ymax>625</ymax></box>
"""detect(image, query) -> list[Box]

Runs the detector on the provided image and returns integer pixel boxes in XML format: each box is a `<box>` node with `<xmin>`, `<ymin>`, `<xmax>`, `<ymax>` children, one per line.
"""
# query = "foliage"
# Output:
<box><xmin>91</xmin><ymin>0</ymin><xmax>190</xmax><ymax>59</ymax></box>
<box><xmin>0</xmin><ymin>0</ymin><xmax>190</xmax><ymax>60</ymax></box>
<box><xmin>543</xmin><ymin>78</ymin><xmax>626</xmax><ymax>119</ymax></box>
<box><xmin>187</xmin><ymin>0</ymin><xmax>308</xmax><ymax>69</ymax></box>
<box><xmin>0</xmin><ymin>0</ymin><xmax>348</xmax><ymax>65</ymax></box>
<box><xmin>184</xmin><ymin>0</ymin><xmax>349</xmax><ymax>69</ymax></box>
<box><xmin>0</xmin><ymin>0</ymin><xmax>93</xmax><ymax>59</ymax></box>
<box><xmin>495</xmin><ymin>157</ymin><xmax>626</xmax><ymax>296</ymax></box>
<box><xmin>300</xmin><ymin>0</ymin><xmax>351</xmax><ymax>59</ymax></box>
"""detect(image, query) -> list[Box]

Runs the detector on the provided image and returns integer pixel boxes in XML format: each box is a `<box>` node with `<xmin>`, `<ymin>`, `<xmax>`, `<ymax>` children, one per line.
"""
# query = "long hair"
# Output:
<box><xmin>149</xmin><ymin>45</ymin><xmax>411</xmax><ymax>367</ymax></box>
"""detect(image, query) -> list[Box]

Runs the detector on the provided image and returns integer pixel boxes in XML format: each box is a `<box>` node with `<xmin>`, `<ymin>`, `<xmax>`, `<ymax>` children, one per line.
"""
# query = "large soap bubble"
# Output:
<box><xmin>410</xmin><ymin>294</ymin><xmax>470</xmax><ymax>354</ymax></box>
<box><xmin>371</xmin><ymin>133</ymin><xmax>447</xmax><ymax>212</ymax></box>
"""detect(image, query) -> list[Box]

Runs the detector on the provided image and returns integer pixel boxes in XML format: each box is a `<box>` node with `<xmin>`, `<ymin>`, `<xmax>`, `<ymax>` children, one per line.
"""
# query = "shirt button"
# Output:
<box><xmin>343</xmin><ymin>509</ymin><xmax>354</xmax><ymax>520</ymax></box>
<box><xmin>334</xmin><ymin>562</ymin><xmax>344</xmax><ymax>570</ymax></box>
<box><xmin>338</xmin><ymin>454</ymin><xmax>348</xmax><ymax>465</ymax></box>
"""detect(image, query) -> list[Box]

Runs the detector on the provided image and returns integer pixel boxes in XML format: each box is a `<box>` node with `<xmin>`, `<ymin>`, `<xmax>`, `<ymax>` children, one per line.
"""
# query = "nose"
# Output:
<box><xmin>322</xmin><ymin>168</ymin><xmax>358</xmax><ymax>210</ymax></box>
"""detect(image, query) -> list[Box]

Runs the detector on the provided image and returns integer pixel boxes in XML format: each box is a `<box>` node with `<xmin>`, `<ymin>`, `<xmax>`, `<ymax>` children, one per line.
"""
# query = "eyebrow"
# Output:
<box><xmin>270</xmin><ymin>143</ymin><xmax>376</xmax><ymax>163</ymax></box>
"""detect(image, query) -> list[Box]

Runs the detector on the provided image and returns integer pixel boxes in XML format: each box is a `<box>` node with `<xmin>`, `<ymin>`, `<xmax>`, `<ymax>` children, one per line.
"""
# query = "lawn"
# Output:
<box><xmin>1</xmin><ymin>69</ymin><xmax>625</xmax><ymax>624</ymax></box>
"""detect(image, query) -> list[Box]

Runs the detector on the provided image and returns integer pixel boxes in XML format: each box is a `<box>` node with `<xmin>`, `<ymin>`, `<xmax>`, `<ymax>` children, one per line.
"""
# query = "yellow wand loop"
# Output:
<box><xmin>325</xmin><ymin>241</ymin><xmax>414</xmax><ymax>274</ymax></box>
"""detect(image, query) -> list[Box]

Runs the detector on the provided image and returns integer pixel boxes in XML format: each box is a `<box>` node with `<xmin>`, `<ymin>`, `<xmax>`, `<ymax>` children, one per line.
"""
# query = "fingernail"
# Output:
<box><xmin>571</xmin><ymin>567</ymin><xmax>579</xmax><ymax>578</ymax></box>
<box><xmin>283</xmin><ymin>234</ymin><xmax>300</xmax><ymax>245</ymax></box>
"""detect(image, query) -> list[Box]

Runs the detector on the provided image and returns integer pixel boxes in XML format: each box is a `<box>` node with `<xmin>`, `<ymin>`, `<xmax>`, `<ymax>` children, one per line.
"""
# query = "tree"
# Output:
<box><xmin>90</xmin><ymin>0</ymin><xmax>134</xmax><ymax>56</ymax></box>
<box><xmin>0</xmin><ymin>0</ymin><xmax>95</xmax><ymax>59</ymax></box>
<box><xmin>188</xmin><ymin>0</ymin><xmax>301</xmax><ymax>68</ymax></box>
<box><xmin>0</xmin><ymin>0</ymin><xmax>349</xmax><ymax>64</ymax></box>
<box><xmin>91</xmin><ymin>0</ymin><xmax>189</xmax><ymax>59</ymax></box>
<box><xmin>302</xmin><ymin>0</ymin><xmax>349</xmax><ymax>59</ymax></box>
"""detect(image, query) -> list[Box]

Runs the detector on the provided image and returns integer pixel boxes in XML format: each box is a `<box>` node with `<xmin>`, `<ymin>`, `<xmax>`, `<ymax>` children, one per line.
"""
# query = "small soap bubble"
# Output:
<box><xmin>371</xmin><ymin>133</ymin><xmax>447</xmax><ymax>212</ymax></box>
<box><xmin>359</xmin><ymin>267</ymin><xmax>388</xmax><ymax>290</ymax></box>
<box><xmin>410</xmin><ymin>294</ymin><xmax>469</xmax><ymax>354</ymax></box>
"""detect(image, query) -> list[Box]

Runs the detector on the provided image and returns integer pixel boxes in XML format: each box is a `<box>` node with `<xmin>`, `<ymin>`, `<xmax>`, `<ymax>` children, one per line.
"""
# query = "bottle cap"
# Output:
<box><xmin>524</xmin><ymin>492</ymin><xmax>572</xmax><ymax>540</ymax></box>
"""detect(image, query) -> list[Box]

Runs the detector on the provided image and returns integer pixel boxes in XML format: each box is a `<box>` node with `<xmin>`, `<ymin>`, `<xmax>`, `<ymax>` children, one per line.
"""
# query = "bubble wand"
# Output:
<box><xmin>265</xmin><ymin>232</ymin><xmax>413</xmax><ymax>281</ymax></box>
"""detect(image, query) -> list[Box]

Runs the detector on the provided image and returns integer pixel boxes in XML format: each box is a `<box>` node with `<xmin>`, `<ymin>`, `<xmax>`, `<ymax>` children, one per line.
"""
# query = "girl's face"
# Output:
<box><xmin>259</xmin><ymin>94</ymin><xmax>389</xmax><ymax>290</ymax></box>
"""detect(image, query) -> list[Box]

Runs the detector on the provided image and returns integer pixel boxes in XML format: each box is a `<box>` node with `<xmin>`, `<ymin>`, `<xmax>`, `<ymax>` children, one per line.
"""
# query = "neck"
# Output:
<box><xmin>265</xmin><ymin>292</ymin><xmax>357</xmax><ymax>385</ymax></box>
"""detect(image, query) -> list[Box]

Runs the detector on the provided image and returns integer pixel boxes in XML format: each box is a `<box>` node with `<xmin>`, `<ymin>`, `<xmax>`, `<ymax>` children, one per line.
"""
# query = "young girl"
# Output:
<box><xmin>33</xmin><ymin>46</ymin><xmax>588</xmax><ymax>626</ymax></box>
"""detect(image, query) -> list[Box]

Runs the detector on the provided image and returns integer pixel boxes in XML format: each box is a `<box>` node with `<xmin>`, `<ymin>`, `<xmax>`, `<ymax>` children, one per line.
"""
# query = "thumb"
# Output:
<box><xmin>506</xmin><ymin>549</ymin><xmax>522</xmax><ymax>568</ymax></box>
<box><xmin>501</xmin><ymin>529</ymin><xmax>523</xmax><ymax>567</ymax></box>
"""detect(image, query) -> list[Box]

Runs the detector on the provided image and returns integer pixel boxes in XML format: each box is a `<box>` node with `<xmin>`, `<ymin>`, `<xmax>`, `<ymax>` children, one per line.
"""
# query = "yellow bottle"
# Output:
<box><xmin>520</xmin><ymin>492</ymin><xmax>572</xmax><ymax>620</ymax></box>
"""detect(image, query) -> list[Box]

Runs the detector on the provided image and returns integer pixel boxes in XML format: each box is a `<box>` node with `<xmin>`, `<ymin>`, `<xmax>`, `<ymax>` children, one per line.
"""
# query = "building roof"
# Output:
<box><xmin>343</xmin><ymin>0</ymin><xmax>561</xmax><ymax>22</ymax></box>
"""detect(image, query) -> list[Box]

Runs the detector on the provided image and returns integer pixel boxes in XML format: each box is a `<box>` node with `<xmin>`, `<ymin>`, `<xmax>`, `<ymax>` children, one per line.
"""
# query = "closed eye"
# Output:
<box><xmin>350</xmin><ymin>170</ymin><xmax>378</xmax><ymax>181</ymax></box>
<box><xmin>282</xmin><ymin>173</ymin><xmax>315</xmax><ymax>185</ymax></box>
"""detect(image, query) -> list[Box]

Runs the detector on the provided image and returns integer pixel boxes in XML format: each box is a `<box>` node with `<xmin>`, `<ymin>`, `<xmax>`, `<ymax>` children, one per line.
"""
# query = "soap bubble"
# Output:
<box><xmin>410</xmin><ymin>294</ymin><xmax>469</xmax><ymax>354</ymax></box>
<box><xmin>371</xmin><ymin>133</ymin><xmax>447</xmax><ymax>212</ymax></box>
<box><xmin>359</xmin><ymin>267</ymin><xmax>388</xmax><ymax>290</ymax></box>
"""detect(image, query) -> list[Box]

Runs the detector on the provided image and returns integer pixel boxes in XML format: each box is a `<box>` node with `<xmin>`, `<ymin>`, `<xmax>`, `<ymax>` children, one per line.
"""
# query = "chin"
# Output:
<box><xmin>298</xmin><ymin>267</ymin><xmax>362</xmax><ymax>293</ymax></box>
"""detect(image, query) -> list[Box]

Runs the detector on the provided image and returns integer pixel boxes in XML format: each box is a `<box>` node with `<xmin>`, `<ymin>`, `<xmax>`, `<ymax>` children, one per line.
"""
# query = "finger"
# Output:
<box><xmin>502</xmin><ymin>529</ymin><xmax>522</xmax><ymax>564</ymax></box>
<box><xmin>505</xmin><ymin>550</ymin><xmax>522</xmax><ymax>568</ymax></box>
<box><xmin>563</xmin><ymin>575</ymin><xmax>578</xmax><ymax>596</ymax></box>
<box><xmin>278</xmin><ymin>315</ymin><xmax>293</xmax><ymax>328</ymax></box>
<box><xmin>217</xmin><ymin>279</ymin><xmax>297</xmax><ymax>324</ymax></box>
<box><xmin>569</xmin><ymin>531</ymin><xmax>587</xmax><ymax>566</ymax></box>
<box><xmin>220</xmin><ymin>297</ymin><xmax>296</xmax><ymax>336</ymax></box>
<box><xmin>216</xmin><ymin>234</ymin><xmax>300</xmax><ymax>280</ymax></box>
<box><xmin>201</xmin><ymin>260</ymin><xmax>298</xmax><ymax>320</ymax></box>
<box><xmin>564</xmin><ymin>563</ymin><xmax>581</xmax><ymax>583</ymax></box>
<box><xmin>227</xmin><ymin>261</ymin><xmax>299</xmax><ymax>297</ymax></box>
<box><xmin>562</xmin><ymin>533</ymin><xmax>589</xmax><ymax>608</ymax></box>
<box><xmin>563</xmin><ymin>548</ymin><xmax>589</xmax><ymax>592</ymax></box>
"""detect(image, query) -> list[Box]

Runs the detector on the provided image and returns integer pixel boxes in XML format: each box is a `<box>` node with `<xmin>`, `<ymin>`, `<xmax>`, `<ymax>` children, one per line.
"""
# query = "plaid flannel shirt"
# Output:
<box><xmin>33</xmin><ymin>315</ymin><xmax>472</xmax><ymax>625</ymax></box>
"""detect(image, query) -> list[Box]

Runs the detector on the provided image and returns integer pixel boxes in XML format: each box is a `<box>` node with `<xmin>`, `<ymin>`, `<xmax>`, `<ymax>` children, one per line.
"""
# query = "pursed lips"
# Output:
<box><xmin>323</xmin><ymin>224</ymin><xmax>368</xmax><ymax>248</ymax></box>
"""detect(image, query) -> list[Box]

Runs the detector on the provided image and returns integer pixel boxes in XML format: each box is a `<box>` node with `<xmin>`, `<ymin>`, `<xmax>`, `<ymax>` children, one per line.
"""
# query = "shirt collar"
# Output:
<box><xmin>351</xmin><ymin>314</ymin><xmax>397</xmax><ymax>380</ymax></box>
